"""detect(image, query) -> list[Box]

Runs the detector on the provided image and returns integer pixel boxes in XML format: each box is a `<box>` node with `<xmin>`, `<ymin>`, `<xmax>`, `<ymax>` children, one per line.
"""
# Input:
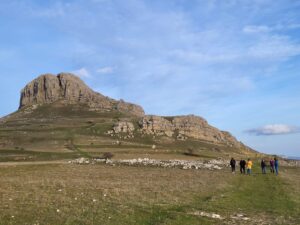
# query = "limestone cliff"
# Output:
<box><xmin>138</xmin><ymin>115</ymin><xmax>243</xmax><ymax>147</ymax></box>
<box><xmin>19</xmin><ymin>73</ymin><xmax>145</xmax><ymax>117</ymax></box>
<box><xmin>108</xmin><ymin>115</ymin><xmax>245</xmax><ymax>148</ymax></box>
<box><xmin>18</xmin><ymin>73</ymin><xmax>248</xmax><ymax>150</ymax></box>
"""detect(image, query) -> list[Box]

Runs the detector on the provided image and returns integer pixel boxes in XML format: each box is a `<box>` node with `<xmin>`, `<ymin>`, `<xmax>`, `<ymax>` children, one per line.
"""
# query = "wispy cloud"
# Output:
<box><xmin>96</xmin><ymin>67</ymin><xmax>114</xmax><ymax>74</ymax></box>
<box><xmin>30</xmin><ymin>2</ymin><xmax>66</xmax><ymax>18</ymax></box>
<box><xmin>1</xmin><ymin>0</ymin><xmax>300</xmax><ymax>156</ymax></box>
<box><xmin>72</xmin><ymin>68</ymin><xmax>91</xmax><ymax>78</ymax></box>
<box><xmin>246</xmin><ymin>124</ymin><xmax>300</xmax><ymax>136</ymax></box>
<box><xmin>247</xmin><ymin>35</ymin><xmax>300</xmax><ymax>61</ymax></box>
<box><xmin>243</xmin><ymin>23</ymin><xmax>300</xmax><ymax>34</ymax></box>
<box><xmin>243</xmin><ymin>25</ymin><xmax>271</xmax><ymax>33</ymax></box>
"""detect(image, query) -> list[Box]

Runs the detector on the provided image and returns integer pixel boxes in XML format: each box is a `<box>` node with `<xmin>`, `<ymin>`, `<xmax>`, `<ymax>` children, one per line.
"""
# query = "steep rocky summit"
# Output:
<box><xmin>14</xmin><ymin>72</ymin><xmax>249</xmax><ymax>151</ymax></box>
<box><xmin>19</xmin><ymin>73</ymin><xmax>145</xmax><ymax>117</ymax></box>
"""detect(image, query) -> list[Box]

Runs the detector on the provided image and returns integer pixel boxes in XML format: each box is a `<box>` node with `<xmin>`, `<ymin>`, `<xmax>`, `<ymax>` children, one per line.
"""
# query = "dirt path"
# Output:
<box><xmin>0</xmin><ymin>160</ymin><xmax>68</xmax><ymax>166</ymax></box>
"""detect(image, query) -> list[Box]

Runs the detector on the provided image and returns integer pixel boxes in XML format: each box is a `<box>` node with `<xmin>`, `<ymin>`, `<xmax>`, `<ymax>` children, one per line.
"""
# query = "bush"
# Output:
<box><xmin>183</xmin><ymin>148</ymin><xmax>200</xmax><ymax>157</ymax></box>
<box><xmin>102</xmin><ymin>152</ymin><xmax>114</xmax><ymax>160</ymax></box>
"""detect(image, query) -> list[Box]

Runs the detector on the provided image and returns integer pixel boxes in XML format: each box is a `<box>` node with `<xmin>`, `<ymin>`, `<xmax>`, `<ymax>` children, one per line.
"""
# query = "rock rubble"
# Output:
<box><xmin>69</xmin><ymin>157</ymin><xmax>229</xmax><ymax>170</ymax></box>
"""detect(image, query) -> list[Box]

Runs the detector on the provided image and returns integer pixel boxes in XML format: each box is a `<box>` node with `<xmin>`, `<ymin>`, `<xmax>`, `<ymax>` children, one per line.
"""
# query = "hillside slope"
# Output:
<box><xmin>0</xmin><ymin>73</ymin><xmax>255</xmax><ymax>160</ymax></box>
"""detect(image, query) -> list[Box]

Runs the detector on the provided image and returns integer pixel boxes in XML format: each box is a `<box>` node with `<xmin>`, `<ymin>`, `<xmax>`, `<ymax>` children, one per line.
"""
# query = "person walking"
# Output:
<box><xmin>246</xmin><ymin>158</ymin><xmax>253</xmax><ymax>175</ymax></box>
<box><xmin>230</xmin><ymin>158</ymin><xmax>236</xmax><ymax>173</ymax></box>
<box><xmin>274</xmin><ymin>157</ymin><xmax>279</xmax><ymax>175</ymax></box>
<box><xmin>261</xmin><ymin>159</ymin><xmax>266</xmax><ymax>174</ymax></box>
<box><xmin>239</xmin><ymin>159</ymin><xmax>246</xmax><ymax>174</ymax></box>
<box><xmin>270</xmin><ymin>159</ymin><xmax>275</xmax><ymax>173</ymax></box>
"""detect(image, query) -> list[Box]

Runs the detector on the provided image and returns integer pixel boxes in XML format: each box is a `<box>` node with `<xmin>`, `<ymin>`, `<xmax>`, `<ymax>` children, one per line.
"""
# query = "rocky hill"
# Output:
<box><xmin>0</xmin><ymin>73</ymin><xmax>253</xmax><ymax>157</ymax></box>
<box><xmin>19</xmin><ymin>73</ymin><xmax>145</xmax><ymax>117</ymax></box>
<box><xmin>111</xmin><ymin>115</ymin><xmax>243</xmax><ymax>148</ymax></box>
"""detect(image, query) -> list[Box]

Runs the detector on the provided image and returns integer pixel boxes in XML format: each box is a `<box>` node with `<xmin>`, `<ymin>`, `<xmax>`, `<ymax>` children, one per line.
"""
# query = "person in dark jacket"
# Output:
<box><xmin>270</xmin><ymin>159</ymin><xmax>275</xmax><ymax>173</ymax></box>
<box><xmin>230</xmin><ymin>158</ymin><xmax>236</xmax><ymax>173</ymax></box>
<box><xmin>239</xmin><ymin>159</ymin><xmax>246</xmax><ymax>174</ymax></box>
<box><xmin>274</xmin><ymin>157</ymin><xmax>279</xmax><ymax>175</ymax></box>
<box><xmin>261</xmin><ymin>159</ymin><xmax>266</xmax><ymax>174</ymax></box>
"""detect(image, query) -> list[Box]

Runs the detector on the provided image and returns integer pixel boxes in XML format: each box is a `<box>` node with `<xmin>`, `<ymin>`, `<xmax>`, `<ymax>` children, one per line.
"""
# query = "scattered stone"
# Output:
<box><xmin>70</xmin><ymin>157</ymin><xmax>90</xmax><ymax>164</ymax></box>
<box><xmin>69</xmin><ymin>157</ymin><xmax>226</xmax><ymax>170</ymax></box>
<box><xmin>230</xmin><ymin>213</ymin><xmax>250</xmax><ymax>221</ymax></box>
<box><xmin>190</xmin><ymin>211</ymin><xmax>224</xmax><ymax>220</ymax></box>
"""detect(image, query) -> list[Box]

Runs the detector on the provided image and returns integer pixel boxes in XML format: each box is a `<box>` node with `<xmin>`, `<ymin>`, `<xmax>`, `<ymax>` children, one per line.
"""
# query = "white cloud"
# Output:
<box><xmin>30</xmin><ymin>2</ymin><xmax>67</xmax><ymax>18</ymax></box>
<box><xmin>243</xmin><ymin>25</ymin><xmax>271</xmax><ymax>33</ymax></box>
<box><xmin>96</xmin><ymin>67</ymin><xmax>114</xmax><ymax>74</ymax></box>
<box><xmin>72</xmin><ymin>68</ymin><xmax>91</xmax><ymax>78</ymax></box>
<box><xmin>246</xmin><ymin>124</ymin><xmax>300</xmax><ymax>135</ymax></box>
<box><xmin>247</xmin><ymin>35</ymin><xmax>300</xmax><ymax>60</ymax></box>
<box><xmin>169</xmin><ymin>49</ymin><xmax>240</xmax><ymax>64</ymax></box>
<box><xmin>243</xmin><ymin>23</ymin><xmax>300</xmax><ymax>34</ymax></box>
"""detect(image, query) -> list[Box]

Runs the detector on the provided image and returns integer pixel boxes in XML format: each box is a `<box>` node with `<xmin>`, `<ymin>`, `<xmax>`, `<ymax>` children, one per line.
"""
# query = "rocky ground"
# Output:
<box><xmin>69</xmin><ymin>157</ymin><xmax>229</xmax><ymax>170</ymax></box>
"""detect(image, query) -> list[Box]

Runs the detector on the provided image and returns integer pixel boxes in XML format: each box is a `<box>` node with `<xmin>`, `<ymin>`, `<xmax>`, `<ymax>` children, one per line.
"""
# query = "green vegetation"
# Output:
<box><xmin>0</xmin><ymin>149</ymin><xmax>79</xmax><ymax>162</ymax></box>
<box><xmin>0</xmin><ymin>163</ymin><xmax>299</xmax><ymax>225</ymax></box>
<box><xmin>0</xmin><ymin>104</ymin><xmax>298</xmax><ymax>224</ymax></box>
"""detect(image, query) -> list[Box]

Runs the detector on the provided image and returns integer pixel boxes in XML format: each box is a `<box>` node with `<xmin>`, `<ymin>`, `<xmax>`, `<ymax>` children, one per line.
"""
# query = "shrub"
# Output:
<box><xmin>183</xmin><ymin>148</ymin><xmax>200</xmax><ymax>157</ymax></box>
<box><xmin>102</xmin><ymin>152</ymin><xmax>114</xmax><ymax>160</ymax></box>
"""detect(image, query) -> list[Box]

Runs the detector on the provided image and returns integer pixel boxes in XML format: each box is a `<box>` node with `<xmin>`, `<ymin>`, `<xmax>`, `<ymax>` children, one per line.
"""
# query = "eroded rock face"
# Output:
<box><xmin>139</xmin><ymin>115</ymin><xmax>242</xmax><ymax>147</ymax></box>
<box><xmin>139</xmin><ymin>116</ymin><xmax>174</xmax><ymax>137</ymax></box>
<box><xmin>113</xmin><ymin>121</ymin><xmax>135</xmax><ymax>133</ymax></box>
<box><xmin>19</xmin><ymin>73</ymin><xmax>246</xmax><ymax>149</ymax></box>
<box><xmin>19</xmin><ymin>73</ymin><xmax>145</xmax><ymax>117</ymax></box>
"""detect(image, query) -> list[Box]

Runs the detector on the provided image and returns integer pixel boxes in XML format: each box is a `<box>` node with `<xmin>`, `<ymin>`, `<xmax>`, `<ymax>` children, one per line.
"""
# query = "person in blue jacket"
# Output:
<box><xmin>274</xmin><ymin>157</ymin><xmax>279</xmax><ymax>175</ymax></box>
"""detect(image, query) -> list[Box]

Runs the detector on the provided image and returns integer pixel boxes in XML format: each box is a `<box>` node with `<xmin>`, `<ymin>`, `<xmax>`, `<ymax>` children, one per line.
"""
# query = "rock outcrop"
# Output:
<box><xmin>139</xmin><ymin>115</ymin><xmax>243</xmax><ymax>147</ymax></box>
<box><xmin>18</xmin><ymin>73</ymin><xmax>248</xmax><ymax>150</ymax></box>
<box><xmin>19</xmin><ymin>73</ymin><xmax>145</xmax><ymax>117</ymax></box>
<box><xmin>112</xmin><ymin>121</ymin><xmax>135</xmax><ymax>134</ymax></box>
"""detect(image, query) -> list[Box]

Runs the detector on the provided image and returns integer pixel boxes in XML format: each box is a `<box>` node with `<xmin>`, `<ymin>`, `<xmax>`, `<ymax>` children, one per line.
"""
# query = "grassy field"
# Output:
<box><xmin>0</xmin><ymin>104</ymin><xmax>298</xmax><ymax>224</ymax></box>
<box><xmin>0</xmin><ymin>162</ymin><xmax>299</xmax><ymax>225</ymax></box>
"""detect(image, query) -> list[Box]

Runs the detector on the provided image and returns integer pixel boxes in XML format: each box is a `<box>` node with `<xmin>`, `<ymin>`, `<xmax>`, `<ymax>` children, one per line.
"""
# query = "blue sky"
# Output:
<box><xmin>0</xmin><ymin>0</ymin><xmax>300</xmax><ymax>156</ymax></box>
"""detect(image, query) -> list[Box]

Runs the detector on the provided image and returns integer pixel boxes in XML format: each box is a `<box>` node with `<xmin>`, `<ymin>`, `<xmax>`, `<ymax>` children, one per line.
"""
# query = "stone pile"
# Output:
<box><xmin>69</xmin><ymin>157</ymin><xmax>228</xmax><ymax>170</ymax></box>
<box><xmin>190</xmin><ymin>211</ymin><xmax>251</xmax><ymax>222</ymax></box>
<box><xmin>69</xmin><ymin>157</ymin><xmax>91</xmax><ymax>164</ymax></box>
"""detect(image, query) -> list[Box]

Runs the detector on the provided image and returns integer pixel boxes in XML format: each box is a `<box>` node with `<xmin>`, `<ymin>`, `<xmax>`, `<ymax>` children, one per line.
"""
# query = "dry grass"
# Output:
<box><xmin>0</xmin><ymin>163</ymin><xmax>230</xmax><ymax>225</ymax></box>
<box><xmin>0</xmin><ymin>163</ymin><xmax>299</xmax><ymax>224</ymax></box>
